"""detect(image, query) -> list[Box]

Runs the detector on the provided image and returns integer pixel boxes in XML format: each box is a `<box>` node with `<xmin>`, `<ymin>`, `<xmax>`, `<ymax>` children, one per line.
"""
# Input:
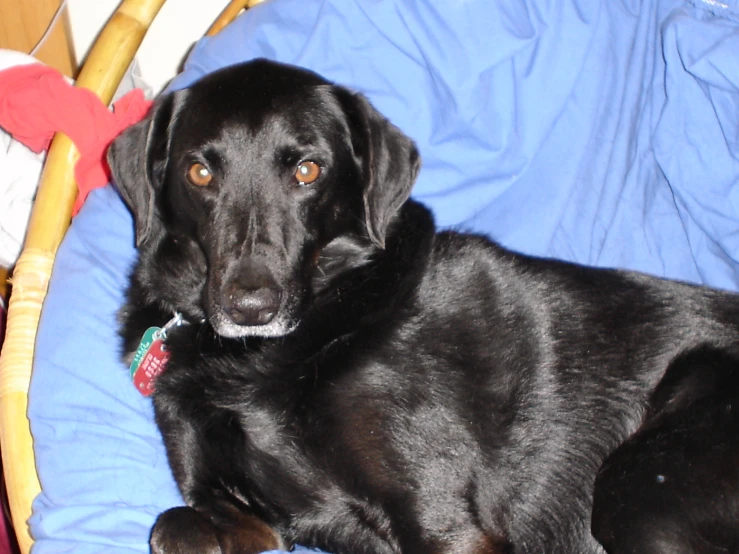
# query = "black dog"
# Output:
<box><xmin>108</xmin><ymin>59</ymin><xmax>739</xmax><ymax>554</ymax></box>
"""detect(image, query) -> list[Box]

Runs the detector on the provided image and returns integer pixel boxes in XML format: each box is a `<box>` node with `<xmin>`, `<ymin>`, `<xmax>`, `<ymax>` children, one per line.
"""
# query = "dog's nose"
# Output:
<box><xmin>222</xmin><ymin>283</ymin><xmax>282</xmax><ymax>327</ymax></box>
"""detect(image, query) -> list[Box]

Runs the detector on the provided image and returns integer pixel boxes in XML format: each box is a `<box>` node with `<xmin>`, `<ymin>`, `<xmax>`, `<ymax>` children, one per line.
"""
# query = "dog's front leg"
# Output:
<box><xmin>149</xmin><ymin>402</ymin><xmax>285</xmax><ymax>553</ymax></box>
<box><xmin>150</xmin><ymin>504</ymin><xmax>285</xmax><ymax>554</ymax></box>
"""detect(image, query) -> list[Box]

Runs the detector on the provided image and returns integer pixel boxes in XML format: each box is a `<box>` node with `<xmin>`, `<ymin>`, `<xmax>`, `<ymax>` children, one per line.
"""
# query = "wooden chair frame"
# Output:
<box><xmin>0</xmin><ymin>1</ymin><xmax>261</xmax><ymax>551</ymax></box>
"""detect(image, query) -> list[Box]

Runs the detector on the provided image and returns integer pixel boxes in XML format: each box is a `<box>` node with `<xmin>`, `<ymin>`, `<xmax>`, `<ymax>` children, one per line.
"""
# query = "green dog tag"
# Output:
<box><xmin>129</xmin><ymin>327</ymin><xmax>162</xmax><ymax>379</ymax></box>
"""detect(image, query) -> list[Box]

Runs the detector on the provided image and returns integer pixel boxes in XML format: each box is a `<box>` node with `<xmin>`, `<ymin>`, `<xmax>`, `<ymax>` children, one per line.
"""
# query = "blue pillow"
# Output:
<box><xmin>29</xmin><ymin>0</ymin><xmax>739</xmax><ymax>552</ymax></box>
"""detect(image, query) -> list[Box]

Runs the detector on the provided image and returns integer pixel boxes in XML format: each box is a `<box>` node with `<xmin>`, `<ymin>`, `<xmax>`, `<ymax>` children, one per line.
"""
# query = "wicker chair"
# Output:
<box><xmin>0</xmin><ymin>1</ymin><xmax>261</xmax><ymax>551</ymax></box>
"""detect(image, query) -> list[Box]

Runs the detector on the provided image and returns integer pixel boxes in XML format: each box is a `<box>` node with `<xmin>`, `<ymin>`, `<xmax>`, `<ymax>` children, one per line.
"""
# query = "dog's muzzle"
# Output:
<box><xmin>209</xmin><ymin>259</ymin><xmax>300</xmax><ymax>338</ymax></box>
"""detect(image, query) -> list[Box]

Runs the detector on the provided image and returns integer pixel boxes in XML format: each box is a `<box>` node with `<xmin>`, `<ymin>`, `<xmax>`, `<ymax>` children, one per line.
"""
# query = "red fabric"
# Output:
<box><xmin>0</xmin><ymin>64</ymin><xmax>152</xmax><ymax>214</ymax></box>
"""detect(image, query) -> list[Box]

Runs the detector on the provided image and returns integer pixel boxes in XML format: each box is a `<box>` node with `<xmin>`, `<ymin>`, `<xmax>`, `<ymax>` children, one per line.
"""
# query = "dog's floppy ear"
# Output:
<box><xmin>107</xmin><ymin>93</ymin><xmax>175</xmax><ymax>247</ymax></box>
<box><xmin>334</xmin><ymin>87</ymin><xmax>421</xmax><ymax>249</ymax></box>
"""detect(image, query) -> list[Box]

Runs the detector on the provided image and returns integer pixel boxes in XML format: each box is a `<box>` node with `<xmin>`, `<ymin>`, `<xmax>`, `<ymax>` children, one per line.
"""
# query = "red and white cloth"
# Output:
<box><xmin>0</xmin><ymin>57</ymin><xmax>152</xmax><ymax>215</ymax></box>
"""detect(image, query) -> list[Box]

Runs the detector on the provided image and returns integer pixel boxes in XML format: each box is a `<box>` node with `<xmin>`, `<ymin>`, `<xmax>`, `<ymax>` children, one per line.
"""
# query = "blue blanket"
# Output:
<box><xmin>29</xmin><ymin>0</ymin><xmax>739</xmax><ymax>551</ymax></box>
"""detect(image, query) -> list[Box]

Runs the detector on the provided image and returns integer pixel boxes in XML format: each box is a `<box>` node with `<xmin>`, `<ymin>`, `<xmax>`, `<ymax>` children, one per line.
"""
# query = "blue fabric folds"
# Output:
<box><xmin>29</xmin><ymin>0</ymin><xmax>739</xmax><ymax>552</ymax></box>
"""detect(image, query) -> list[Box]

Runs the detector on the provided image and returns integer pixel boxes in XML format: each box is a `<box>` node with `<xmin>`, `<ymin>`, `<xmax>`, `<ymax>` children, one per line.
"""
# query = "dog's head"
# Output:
<box><xmin>109</xmin><ymin>60</ymin><xmax>420</xmax><ymax>338</ymax></box>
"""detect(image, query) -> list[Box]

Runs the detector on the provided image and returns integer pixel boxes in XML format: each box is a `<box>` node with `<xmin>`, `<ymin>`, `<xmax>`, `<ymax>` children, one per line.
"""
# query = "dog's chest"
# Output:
<box><xmin>155</xmin><ymin>332</ymin><xmax>378</xmax><ymax>486</ymax></box>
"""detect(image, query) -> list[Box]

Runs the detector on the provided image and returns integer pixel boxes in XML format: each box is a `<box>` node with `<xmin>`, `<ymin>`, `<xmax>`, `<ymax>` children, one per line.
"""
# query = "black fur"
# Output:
<box><xmin>108</xmin><ymin>59</ymin><xmax>739</xmax><ymax>554</ymax></box>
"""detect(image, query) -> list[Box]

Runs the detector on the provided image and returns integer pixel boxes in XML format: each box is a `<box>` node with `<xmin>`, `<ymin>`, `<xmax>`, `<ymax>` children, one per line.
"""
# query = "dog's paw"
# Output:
<box><xmin>150</xmin><ymin>507</ymin><xmax>222</xmax><ymax>554</ymax></box>
<box><xmin>150</xmin><ymin>506</ymin><xmax>286</xmax><ymax>554</ymax></box>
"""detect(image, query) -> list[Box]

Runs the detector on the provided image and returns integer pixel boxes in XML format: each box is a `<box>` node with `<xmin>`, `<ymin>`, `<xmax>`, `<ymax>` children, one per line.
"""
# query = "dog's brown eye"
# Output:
<box><xmin>187</xmin><ymin>163</ymin><xmax>213</xmax><ymax>187</ymax></box>
<box><xmin>295</xmin><ymin>161</ymin><xmax>321</xmax><ymax>185</ymax></box>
